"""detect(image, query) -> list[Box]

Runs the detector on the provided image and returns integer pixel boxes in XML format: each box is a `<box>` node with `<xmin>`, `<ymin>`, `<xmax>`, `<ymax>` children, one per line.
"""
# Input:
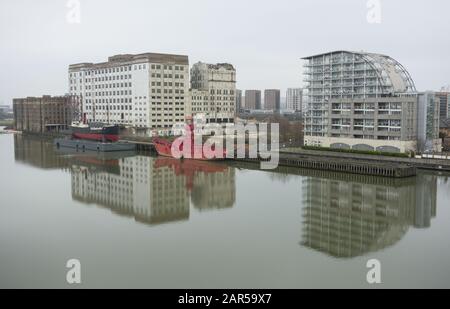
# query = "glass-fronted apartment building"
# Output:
<box><xmin>302</xmin><ymin>51</ymin><xmax>441</xmax><ymax>153</ymax></box>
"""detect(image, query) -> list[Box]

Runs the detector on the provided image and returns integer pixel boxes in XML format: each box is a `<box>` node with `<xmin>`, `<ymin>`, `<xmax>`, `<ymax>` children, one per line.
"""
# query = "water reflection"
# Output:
<box><xmin>71</xmin><ymin>156</ymin><xmax>236</xmax><ymax>225</ymax></box>
<box><xmin>14</xmin><ymin>134</ymin><xmax>69</xmax><ymax>170</ymax></box>
<box><xmin>13</xmin><ymin>134</ymin><xmax>237</xmax><ymax>226</ymax></box>
<box><xmin>155</xmin><ymin>158</ymin><xmax>236</xmax><ymax>211</ymax></box>
<box><xmin>301</xmin><ymin>171</ymin><xmax>437</xmax><ymax>258</ymax></box>
<box><xmin>13</xmin><ymin>134</ymin><xmax>441</xmax><ymax>258</ymax></box>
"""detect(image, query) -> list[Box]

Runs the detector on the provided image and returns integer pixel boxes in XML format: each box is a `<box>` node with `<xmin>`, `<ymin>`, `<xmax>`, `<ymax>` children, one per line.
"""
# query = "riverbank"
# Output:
<box><xmin>16</xmin><ymin>132</ymin><xmax>450</xmax><ymax>177</ymax></box>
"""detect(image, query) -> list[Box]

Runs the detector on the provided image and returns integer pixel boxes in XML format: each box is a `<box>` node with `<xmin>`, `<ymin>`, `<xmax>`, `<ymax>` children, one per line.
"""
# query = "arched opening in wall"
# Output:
<box><xmin>331</xmin><ymin>143</ymin><xmax>351</xmax><ymax>150</ymax></box>
<box><xmin>376</xmin><ymin>146</ymin><xmax>400</xmax><ymax>153</ymax></box>
<box><xmin>352</xmin><ymin>144</ymin><xmax>375</xmax><ymax>151</ymax></box>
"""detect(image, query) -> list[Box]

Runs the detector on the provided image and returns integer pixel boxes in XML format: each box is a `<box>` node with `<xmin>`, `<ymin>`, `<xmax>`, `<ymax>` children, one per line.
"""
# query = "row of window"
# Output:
<box><xmin>85</xmin><ymin>90</ymin><xmax>132</xmax><ymax>97</ymax></box>
<box><xmin>85</xmin><ymin>105</ymin><xmax>132</xmax><ymax>111</ymax></box>
<box><xmin>192</xmin><ymin>95</ymin><xmax>235</xmax><ymax>101</ymax></box>
<box><xmin>192</xmin><ymin>108</ymin><xmax>235</xmax><ymax>112</ymax></box>
<box><xmin>151</xmin><ymin>89</ymin><xmax>185</xmax><ymax>94</ymax></box>
<box><xmin>151</xmin><ymin>96</ymin><xmax>185</xmax><ymax>100</ymax></box>
<box><xmin>70</xmin><ymin>82</ymin><xmax>133</xmax><ymax>91</ymax></box>
<box><xmin>70</xmin><ymin>64</ymin><xmax>145</xmax><ymax>77</ymax></box>
<box><xmin>93</xmin><ymin>82</ymin><xmax>132</xmax><ymax>89</ymax></box>
<box><xmin>85</xmin><ymin>98</ymin><xmax>131</xmax><ymax>104</ymax></box>
<box><xmin>70</xmin><ymin>74</ymin><xmax>132</xmax><ymax>84</ymax></box>
<box><xmin>210</xmin><ymin>89</ymin><xmax>235</xmax><ymax>95</ymax></box>
<box><xmin>87</xmin><ymin>100</ymin><xmax>186</xmax><ymax>105</ymax></box>
<box><xmin>151</xmin><ymin>64</ymin><xmax>185</xmax><ymax>71</ymax></box>
<box><xmin>151</xmin><ymin>81</ymin><xmax>185</xmax><ymax>87</ymax></box>
<box><xmin>151</xmin><ymin>73</ymin><xmax>185</xmax><ymax>79</ymax></box>
<box><xmin>86</xmin><ymin>99</ymin><xmax>184</xmax><ymax>110</ymax></box>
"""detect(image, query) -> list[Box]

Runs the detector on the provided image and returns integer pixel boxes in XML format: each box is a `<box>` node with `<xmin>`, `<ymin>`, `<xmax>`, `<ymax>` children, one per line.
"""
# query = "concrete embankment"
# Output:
<box><xmin>234</xmin><ymin>151</ymin><xmax>416</xmax><ymax>178</ymax></box>
<box><xmin>280</xmin><ymin>148</ymin><xmax>450</xmax><ymax>172</ymax></box>
<box><xmin>120</xmin><ymin>140</ymin><xmax>417</xmax><ymax>178</ymax></box>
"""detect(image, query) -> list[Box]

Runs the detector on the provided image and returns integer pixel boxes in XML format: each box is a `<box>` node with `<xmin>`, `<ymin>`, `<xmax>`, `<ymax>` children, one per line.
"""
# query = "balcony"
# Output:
<box><xmin>332</xmin><ymin>58</ymin><xmax>343</xmax><ymax>64</ymax></box>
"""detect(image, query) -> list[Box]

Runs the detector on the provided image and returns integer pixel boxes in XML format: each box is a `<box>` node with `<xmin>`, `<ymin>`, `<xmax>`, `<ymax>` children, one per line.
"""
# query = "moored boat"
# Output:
<box><xmin>71</xmin><ymin>122</ymin><xmax>120</xmax><ymax>142</ymax></box>
<box><xmin>152</xmin><ymin>123</ymin><xmax>227</xmax><ymax>160</ymax></box>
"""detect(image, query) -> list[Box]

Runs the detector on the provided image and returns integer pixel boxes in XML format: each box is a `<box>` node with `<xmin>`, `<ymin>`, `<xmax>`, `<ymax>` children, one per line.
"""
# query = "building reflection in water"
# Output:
<box><xmin>191</xmin><ymin>166</ymin><xmax>236</xmax><ymax>211</ymax></box>
<box><xmin>301</xmin><ymin>171</ymin><xmax>438</xmax><ymax>258</ymax></box>
<box><xmin>14</xmin><ymin>134</ymin><xmax>70</xmax><ymax>170</ymax></box>
<box><xmin>13</xmin><ymin>134</ymin><xmax>443</xmax><ymax>257</ymax></box>
<box><xmin>14</xmin><ymin>134</ymin><xmax>236</xmax><ymax>225</ymax></box>
<box><xmin>70</xmin><ymin>155</ymin><xmax>236</xmax><ymax>225</ymax></box>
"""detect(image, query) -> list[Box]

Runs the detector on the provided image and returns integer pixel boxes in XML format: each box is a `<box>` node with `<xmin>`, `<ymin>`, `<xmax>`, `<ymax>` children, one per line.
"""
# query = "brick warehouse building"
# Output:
<box><xmin>13</xmin><ymin>95</ymin><xmax>73</xmax><ymax>133</ymax></box>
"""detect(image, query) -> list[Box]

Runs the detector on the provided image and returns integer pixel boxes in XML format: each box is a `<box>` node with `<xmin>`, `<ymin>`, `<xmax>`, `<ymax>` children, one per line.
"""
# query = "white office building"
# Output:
<box><xmin>68</xmin><ymin>53</ymin><xmax>189</xmax><ymax>129</ymax></box>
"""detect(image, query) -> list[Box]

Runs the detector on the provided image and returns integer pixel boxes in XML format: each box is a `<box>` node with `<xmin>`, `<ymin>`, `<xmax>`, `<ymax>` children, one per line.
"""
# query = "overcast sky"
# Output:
<box><xmin>1</xmin><ymin>0</ymin><xmax>450</xmax><ymax>105</ymax></box>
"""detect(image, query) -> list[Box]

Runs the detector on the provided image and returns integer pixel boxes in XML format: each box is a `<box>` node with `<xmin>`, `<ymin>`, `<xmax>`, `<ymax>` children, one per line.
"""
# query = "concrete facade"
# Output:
<box><xmin>190</xmin><ymin>62</ymin><xmax>236</xmax><ymax>123</ymax></box>
<box><xmin>264</xmin><ymin>89</ymin><xmax>281</xmax><ymax>111</ymax></box>
<box><xmin>68</xmin><ymin>53</ymin><xmax>189</xmax><ymax>129</ymax></box>
<box><xmin>244</xmin><ymin>90</ymin><xmax>261</xmax><ymax>110</ymax></box>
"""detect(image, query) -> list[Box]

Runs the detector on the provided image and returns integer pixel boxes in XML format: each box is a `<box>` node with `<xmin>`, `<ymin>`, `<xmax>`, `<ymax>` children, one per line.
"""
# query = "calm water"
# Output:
<box><xmin>1</xmin><ymin>133</ymin><xmax>450</xmax><ymax>288</ymax></box>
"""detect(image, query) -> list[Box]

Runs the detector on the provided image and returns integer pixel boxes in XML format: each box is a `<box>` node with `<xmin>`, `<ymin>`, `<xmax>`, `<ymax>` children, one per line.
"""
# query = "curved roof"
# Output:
<box><xmin>302</xmin><ymin>50</ymin><xmax>417</xmax><ymax>93</ymax></box>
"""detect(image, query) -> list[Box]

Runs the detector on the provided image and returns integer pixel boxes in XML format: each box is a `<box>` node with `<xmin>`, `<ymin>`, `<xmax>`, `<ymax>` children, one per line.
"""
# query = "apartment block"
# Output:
<box><xmin>190</xmin><ymin>62</ymin><xmax>236</xmax><ymax>123</ymax></box>
<box><xmin>436</xmin><ymin>92</ymin><xmax>450</xmax><ymax>121</ymax></box>
<box><xmin>244</xmin><ymin>90</ymin><xmax>262</xmax><ymax>110</ymax></box>
<box><xmin>68</xmin><ymin>53</ymin><xmax>189</xmax><ymax>129</ymax></box>
<box><xmin>264</xmin><ymin>89</ymin><xmax>281</xmax><ymax>111</ymax></box>
<box><xmin>13</xmin><ymin>95</ymin><xmax>72</xmax><ymax>133</ymax></box>
<box><xmin>236</xmin><ymin>89</ymin><xmax>243</xmax><ymax>112</ymax></box>
<box><xmin>302</xmin><ymin>50</ymin><xmax>441</xmax><ymax>153</ymax></box>
<box><xmin>417</xmin><ymin>91</ymin><xmax>441</xmax><ymax>152</ymax></box>
<box><xmin>286</xmin><ymin>88</ymin><xmax>303</xmax><ymax>112</ymax></box>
